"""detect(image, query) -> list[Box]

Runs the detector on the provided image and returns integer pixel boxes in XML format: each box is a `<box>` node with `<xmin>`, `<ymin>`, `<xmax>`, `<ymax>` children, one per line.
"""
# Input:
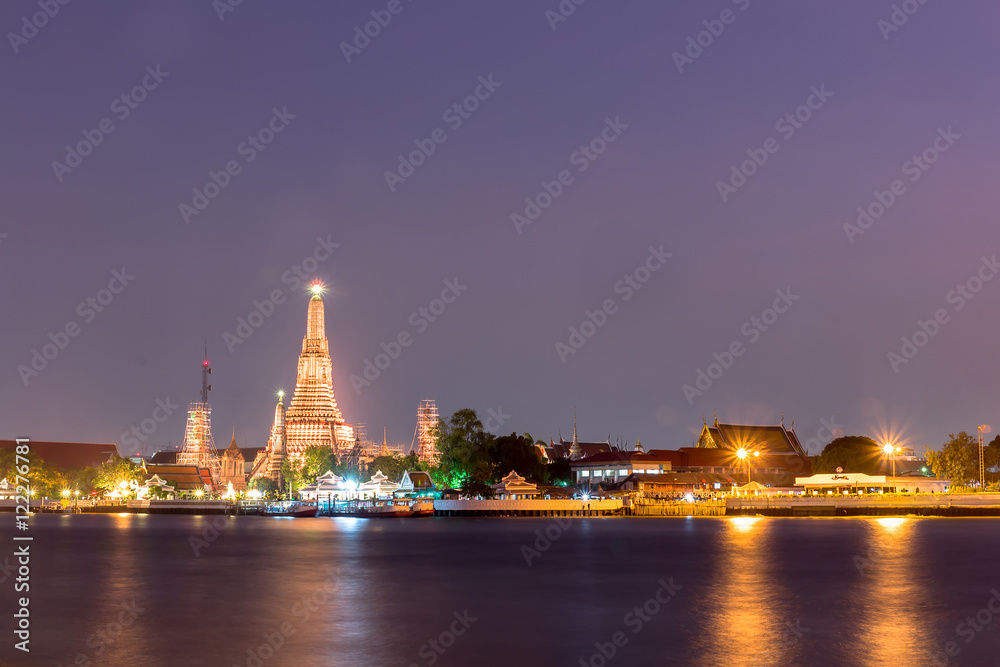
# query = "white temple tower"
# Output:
<box><xmin>282</xmin><ymin>284</ymin><xmax>355</xmax><ymax>465</ymax></box>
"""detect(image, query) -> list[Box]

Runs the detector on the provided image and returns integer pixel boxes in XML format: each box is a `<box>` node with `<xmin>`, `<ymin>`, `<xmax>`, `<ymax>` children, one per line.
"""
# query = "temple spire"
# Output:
<box><xmin>569</xmin><ymin>409</ymin><xmax>582</xmax><ymax>460</ymax></box>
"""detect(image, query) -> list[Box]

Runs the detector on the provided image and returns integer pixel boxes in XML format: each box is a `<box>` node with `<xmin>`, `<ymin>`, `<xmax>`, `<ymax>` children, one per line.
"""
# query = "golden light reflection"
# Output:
<box><xmin>850</xmin><ymin>517</ymin><xmax>933</xmax><ymax>665</ymax></box>
<box><xmin>696</xmin><ymin>518</ymin><xmax>797</xmax><ymax>666</ymax></box>
<box><xmin>730</xmin><ymin>516</ymin><xmax>762</xmax><ymax>533</ymax></box>
<box><xmin>874</xmin><ymin>517</ymin><xmax>906</xmax><ymax>532</ymax></box>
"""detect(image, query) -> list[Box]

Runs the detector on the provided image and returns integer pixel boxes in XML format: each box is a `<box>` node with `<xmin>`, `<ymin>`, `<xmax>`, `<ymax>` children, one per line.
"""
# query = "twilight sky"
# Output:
<box><xmin>3</xmin><ymin>1</ymin><xmax>1000</xmax><ymax>457</ymax></box>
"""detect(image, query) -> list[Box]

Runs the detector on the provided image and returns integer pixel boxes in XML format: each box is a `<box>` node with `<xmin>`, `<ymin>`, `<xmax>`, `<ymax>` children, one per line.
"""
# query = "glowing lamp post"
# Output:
<box><xmin>735</xmin><ymin>448</ymin><xmax>760</xmax><ymax>490</ymax></box>
<box><xmin>882</xmin><ymin>443</ymin><xmax>901</xmax><ymax>489</ymax></box>
<box><xmin>978</xmin><ymin>425</ymin><xmax>991</xmax><ymax>489</ymax></box>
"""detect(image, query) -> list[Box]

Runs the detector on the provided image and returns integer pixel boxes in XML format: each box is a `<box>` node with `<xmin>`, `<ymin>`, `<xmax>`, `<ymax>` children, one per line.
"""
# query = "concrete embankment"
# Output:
<box><xmin>631</xmin><ymin>499</ymin><xmax>726</xmax><ymax>517</ymax></box>
<box><xmin>433</xmin><ymin>498</ymin><xmax>622</xmax><ymax>517</ymax></box>
<box><xmin>727</xmin><ymin>494</ymin><xmax>1000</xmax><ymax>517</ymax></box>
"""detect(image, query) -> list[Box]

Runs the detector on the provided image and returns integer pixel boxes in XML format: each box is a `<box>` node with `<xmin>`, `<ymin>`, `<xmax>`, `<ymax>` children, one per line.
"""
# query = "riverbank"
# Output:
<box><xmin>727</xmin><ymin>493</ymin><xmax>1000</xmax><ymax>517</ymax></box>
<box><xmin>7</xmin><ymin>494</ymin><xmax>1000</xmax><ymax>517</ymax></box>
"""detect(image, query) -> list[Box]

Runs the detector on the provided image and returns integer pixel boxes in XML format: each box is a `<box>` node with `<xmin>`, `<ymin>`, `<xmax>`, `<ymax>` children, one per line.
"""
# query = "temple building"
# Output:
<box><xmin>250</xmin><ymin>392</ymin><xmax>288</xmax><ymax>483</ymax></box>
<box><xmin>412</xmin><ymin>399</ymin><xmax>440</xmax><ymax>465</ymax></box>
<box><xmin>252</xmin><ymin>284</ymin><xmax>357</xmax><ymax>484</ymax></box>
<box><xmin>219</xmin><ymin>428</ymin><xmax>247</xmax><ymax>492</ymax></box>
<box><xmin>569</xmin><ymin>417</ymin><xmax>812</xmax><ymax>491</ymax></box>
<box><xmin>175</xmin><ymin>354</ymin><xmax>221</xmax><ymax>486</ymax></box>
<box><xmin>284</xmin><ymin>284</ymin><xmax>355</xmax><ymax>462</ymax></box>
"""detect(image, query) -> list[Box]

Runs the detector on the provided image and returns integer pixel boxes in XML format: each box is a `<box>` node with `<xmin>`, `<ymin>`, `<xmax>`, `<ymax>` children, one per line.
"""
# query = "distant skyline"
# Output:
<box><xmin>3</xmin><ymin>1</ymin><xmax>1000</xmax><ymax>457</ymax></box>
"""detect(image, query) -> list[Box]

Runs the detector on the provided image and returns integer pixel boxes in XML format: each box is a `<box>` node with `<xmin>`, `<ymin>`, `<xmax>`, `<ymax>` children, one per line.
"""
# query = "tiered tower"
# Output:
<box><xmin>569</xmin><ymin>410</ymin><xmax>582</xmax><ymax>460</ymax></box>
<box><xmin>176</xmin><ymin>351</ymin><xmax>221</xmax><ymax>485</ymax></box>
<box><xmin>282</xmin><ymin>284</ymin><xmax>355</xmax><ymax>465</ymax></box>
<box><xmin>412</xmin><ymin>399</ymin><xmax>440</xmax><ymax>465</ymax></box>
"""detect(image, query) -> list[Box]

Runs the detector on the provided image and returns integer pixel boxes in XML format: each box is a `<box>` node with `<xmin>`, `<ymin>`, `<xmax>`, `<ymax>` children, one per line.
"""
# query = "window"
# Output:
<box><xmin>619</xmin><ymin>469</ymin><xmax>628</xmax><ymax>476</ymax></box>
<box><xmin>580</xmin><ymin>470</ymin><xmax>590</xmax><ymax>477</ymax></box>
<box><xmin>605</xmin><ymin>470</ymin><xmax>613</xmax><ymax>476</ymax></box>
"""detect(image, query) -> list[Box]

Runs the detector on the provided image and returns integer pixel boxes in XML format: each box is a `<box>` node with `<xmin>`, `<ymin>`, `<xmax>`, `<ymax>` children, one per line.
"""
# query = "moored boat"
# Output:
<box><xmin>325</xmin><ymin>499</ymin><xmax>414</xmax><ymax>518</ymax></box>
<box><xmin>259</xmin><ymin>501</ymin><xmax>318</xmax><ymax>517</ymax></box>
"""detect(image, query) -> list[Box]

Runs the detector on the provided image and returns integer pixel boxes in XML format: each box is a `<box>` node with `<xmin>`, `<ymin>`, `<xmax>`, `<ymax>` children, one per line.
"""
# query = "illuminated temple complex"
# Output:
<box><xmin>252</xmin><ymin>285</ymin><xmax>356</xmax><ymax>483</ymax></box>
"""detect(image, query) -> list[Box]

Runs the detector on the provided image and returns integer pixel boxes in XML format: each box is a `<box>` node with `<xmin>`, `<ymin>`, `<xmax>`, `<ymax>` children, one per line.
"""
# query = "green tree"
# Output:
<box><xmin>434</xmin><ymin>409</ymin><xmax>496</xmax><ymax>496</ymax></box>
<box><xmin>546</xmin><ymin>457</ymin><xmax>573</xmax><ymax>486</ymax></box>
<box><xmin>301</xmin><ymin>446</ymin><xmax>336</xmax><ymax>484</ymax></box>
<box><xmin>280</xmin><ymin>459</ymin><xmax>304</xmax><ymax>498</ymax></box>
<box><xmin>94</xmin><ymin>455</ymin><xmax>144</xmax><ymax>494</ymax></box>
<box><xmin>249</xmin><ymin>477</ymin><xmax>279</xmax><ymax>498</ymax></box>
<box><xmin>367</xmin><ymin>454</ymin><xmax>408</xmax><ymax>483</ymax></box>
<box><xmin>489</xmin><ymin>432</ymin><xmax>545</xmax><ymax>484</ymax></box>
<box><xmin>927</xmin><ymin>432</ymin><xmax>980</xmax><ymax>485</ymax></box>
<box><xmin>811</xmin><ymin>436</ymin><xmax>883</xmax><ymax>475</ymax></box>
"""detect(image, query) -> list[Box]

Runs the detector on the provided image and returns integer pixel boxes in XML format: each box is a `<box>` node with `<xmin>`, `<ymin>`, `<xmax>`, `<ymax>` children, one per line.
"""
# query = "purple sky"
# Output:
<box><xmin>3</xmin><ymin>1</ymin><xmax>1000</xmax><ymax>457</ymax></box>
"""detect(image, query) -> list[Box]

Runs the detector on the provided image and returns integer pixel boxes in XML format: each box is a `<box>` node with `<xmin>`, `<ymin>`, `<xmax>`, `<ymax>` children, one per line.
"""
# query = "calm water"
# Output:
<box><xmin>3</xmin><ymin>514</ymin><xmax>1000</xmax><ymax>666</ymax></box>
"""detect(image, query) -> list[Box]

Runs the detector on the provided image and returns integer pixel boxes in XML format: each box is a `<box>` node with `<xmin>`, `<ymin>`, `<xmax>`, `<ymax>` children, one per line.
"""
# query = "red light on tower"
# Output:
<box><xmin>203</xmin><ymin>360</ymin><xmax>209</xmax><ymax>367</ymax></box>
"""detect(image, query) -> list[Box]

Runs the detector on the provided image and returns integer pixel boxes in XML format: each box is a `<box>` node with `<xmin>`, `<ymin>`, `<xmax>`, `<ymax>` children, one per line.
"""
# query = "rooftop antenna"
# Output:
<box><xmin>201</xmin><ymin>340</ymin><xmax>213</xmax><ymax>404</ymax></box>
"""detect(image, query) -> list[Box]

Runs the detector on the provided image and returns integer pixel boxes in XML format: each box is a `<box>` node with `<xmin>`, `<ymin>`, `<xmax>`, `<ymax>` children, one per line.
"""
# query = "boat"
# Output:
<box><xmin>325</xmin><ymin>499</ymin><xmax>414</xmax><ymax>518</ymax></box>
<box><xmin>410</xmin><ymin>500</ymin><xmax>434</xmax><ymax>517</ymax></box>
<box><xmin>259</xmin><ymin>501</ymin><xmax>318</xmax><ymax>518</ymax></box>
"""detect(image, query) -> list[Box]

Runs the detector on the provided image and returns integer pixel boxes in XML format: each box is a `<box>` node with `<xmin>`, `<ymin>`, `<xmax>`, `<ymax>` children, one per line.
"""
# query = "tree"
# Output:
<box><xmin>280</xmin><ymin>458</ymin><xmax>304</xmax><ymax>498</ymax></box>
<box><xmin>546</xmin><ymin>457</ymin><xmax>573</xmax><ymax>486</ymax></box>
<box><xmin>927</xmin><ymin>432</ymin><xmax>981</xmax><ymax>485</ymax></box>
<box><xmin>368</xmin><ymin>454</ymin><xmax>406</xmax><ymax>482</ymax></box>
<box><xmin>434</xmin><ymin>409</ymin><xmax>497</xmax><ymax>496</ymax></box>
<box><xmin>94</xmin><ymin>455</ymin><xmax>144</xmax><ymax>494</ymax></box>
<box><xmin>811</xmin><ymin>436</ymin><xmax>883</xmax><ymax>475</ymax></box>
<box><xmin>489</xmin><ymin>433</ymin><xmax>545</xmax><ymax>484</ymax></box>
<box><xmin>301</xmin><ymin>446</ymin><xmax>336</xmax><ymax>484</ymax></box>
<box><xmin>249</xmin><ymin>477</ymin><xmax>279</xmax><ymax>498</ymax></box>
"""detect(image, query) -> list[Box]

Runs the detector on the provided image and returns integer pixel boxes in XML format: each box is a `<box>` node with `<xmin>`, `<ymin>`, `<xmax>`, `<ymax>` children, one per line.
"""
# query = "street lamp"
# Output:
<box><xmin>978</xmin><ymin>425</ymin><xmax>991</xmax><ymax>489</ymax></box>
<box><xmin>73</xmin><ymin>489</ymin><xmax>79</xmax><ymax>511</ymax></box>
<box><xmin>882</xmin><ymin>443</ymin><xmax>900</xmax><ymax>488</ymax></box>
<box><xmin>735</xmin><ymin>448</ymin><xmax>761</xmax><ymax>489</ymax></box>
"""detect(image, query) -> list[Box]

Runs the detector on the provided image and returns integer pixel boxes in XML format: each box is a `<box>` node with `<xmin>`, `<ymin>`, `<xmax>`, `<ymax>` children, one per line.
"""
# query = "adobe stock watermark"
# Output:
<box><xmin>578</xmin><ymin>578</ymin><xmax>683</xmax><ymax>667</ymax></box>
<box><xmin>672</xmin><ymin>0</ymin><xmax>752</xmax><ymax>73</ymax></box>
<box><xmin>7</xmin><ymin>0</ymin><xmax>72</xmax><ymax>55</ymax></box>
<box><xmin>511</xmin><ymin>116</ymin><xmax>628</xmax><ymax>234</ymax></box>
<box><xmin>407</xmin><ymin>610</ymin><xmax>478</xmax><ymax>667</ymax></box>
<box><xmin>803</xmin><ymin>416</ymin><xmax>843</xmax><ymax>454</ymax></box>
<box><xmin>887</xmin><ymin>255</ymin><xmax>999</xmax><ymax>374</ymax></box>
<box><xmin>234</xmin><ymin>568</ymin><xmax>341</xmax><ymax>667</ymax></box>
<box><xmin>715</xmin><ymin>84</ymin><xmax>834</xmax><ymax>202</ymax></box>
<box><xmin>213</xmin><ymin>0</ymin><xmax>247</xmax><ymax>22</ymax></box>
<box><xmin>51</xmin><ymin>65</ymin><xmax>170</xmax><ymax>183</ymax></box>
<box><xmin>384</xmin><ymin>74</ymin><xmax>502</xmax><ymax>192</ymax></box>
<box><xmin>843</xmin><ymin>126</ymin><xmax>959</xmax><ymax>244</ymax></box>
<box><xmin>556</xmin><ymin>245</ymin><xmax>672</xmax><ymax>363</ymax></box>
<box><xmin>350</xmin><ymin>278</ymin><xmax>468</xmax><ymax>394</ymax></box>
<box><xmin>756</xmin><ymin>618</ymin><xmax>809</xmax><ymax>662</ymax></box>
<box><xmin>877</xmin><ymin>0</ymin><xmax>933</xmax><ymax>42</ymax></box>
<box><xmin>521</xmin><ymin>516</ymin><xmax>573</xmax><ymax>567</ymax></box>
<box><xmin>930</xmin><ymin>587</ymin><xmax>1000</xmax><ymax>666</ymax></box>
<box><xmin>17</xmin><ymin>268</ymin><xmax>136</xmax><ymax>386</ymax></box>
<box><xmin>340</xmin><ymin>0</ymin><xmax>418</xmax><ymax>64</ymax></box>
<box><xmin>178</xmin><ymin>106</ymin><xmax>296</xmax><ymax>225</ymax></box>
<box><xmin>189</xmin><ymin>515</ymin><xmax>235</xmax><ymax>556</ymax></box>
<box><xmin>483</xmin><ymin>406</ymin><xmax>512</xmax><ymax>433</ymax></box>
<box><xmin>56</xmin><ymin>600</ymin><xmax>144</xmax><ymax>667</ymax></box>
<box><xmin>544</xmin><ymin>0</ymin><xmax>595</xmax><ymax>32</ymax></box>
<box><xmin>120</xmin><ymin>397</ymin><xmax>181</xmax><ymax>453</ymax></box>
<box><xmin>682</xmin><ymin>287</ymin><xmax>800</xmax><ymax>405</ymax></box>
<box><xmin>223</xmin><ymin>236</ymin><xmax>341</xmax><ymax>353</ymax></box>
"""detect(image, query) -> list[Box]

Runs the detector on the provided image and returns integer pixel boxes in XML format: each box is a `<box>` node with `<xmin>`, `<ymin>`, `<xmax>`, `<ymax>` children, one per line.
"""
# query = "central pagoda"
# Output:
<box><xmin>282</xmin><ymin>284</ymin><xmax>355</xmax><ymax>465</ymax></box>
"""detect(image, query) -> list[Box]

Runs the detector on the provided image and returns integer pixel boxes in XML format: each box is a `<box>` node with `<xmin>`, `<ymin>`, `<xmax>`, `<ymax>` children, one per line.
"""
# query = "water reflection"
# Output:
<box><xmin>851</xmin><ymin>517</ymin><xmax>933</xmax><ymax>665</ymax></box>
<box><xmin>696</xmin><ymin>517</ymin><xmax>798</xmax><ymax>666</ymax></box>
